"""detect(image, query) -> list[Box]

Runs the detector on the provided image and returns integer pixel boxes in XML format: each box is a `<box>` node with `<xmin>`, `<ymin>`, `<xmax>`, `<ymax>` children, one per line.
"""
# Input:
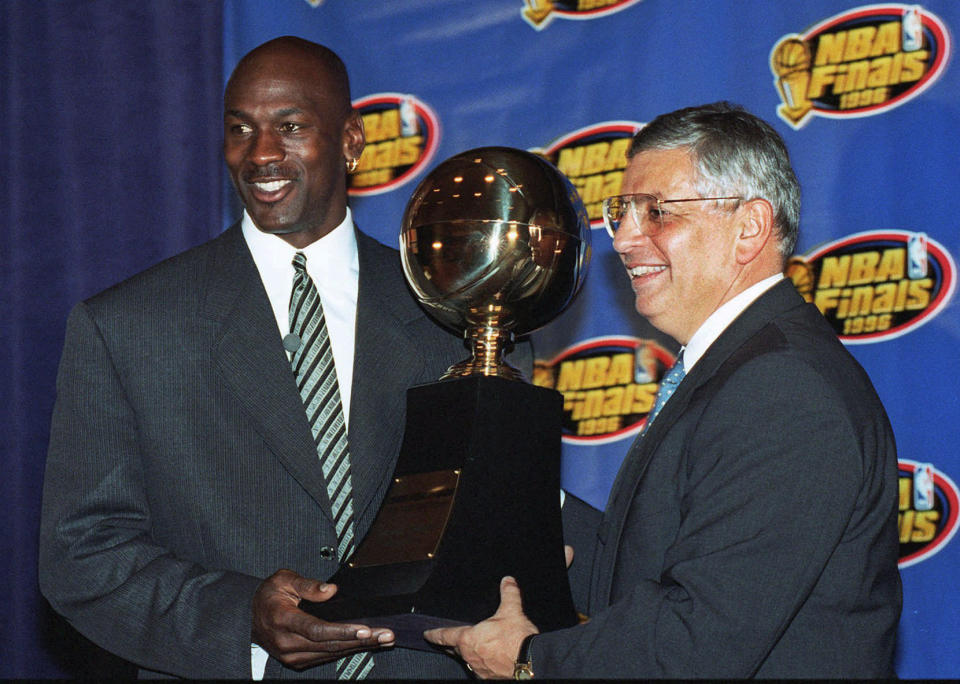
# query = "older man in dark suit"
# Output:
<box><xmin>39</xmin><ymin>37</ymin><xmax>483</xmax><ymax>679</ymax></box>
<box><xmin>425</xmin><ymin>102</ymin><xmax>901</xmax><ymax>678</ymax></box>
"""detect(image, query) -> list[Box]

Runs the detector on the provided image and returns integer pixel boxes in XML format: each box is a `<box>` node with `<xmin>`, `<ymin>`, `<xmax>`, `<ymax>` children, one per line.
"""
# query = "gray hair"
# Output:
<box><xmin>628</xmin><ymin>101</ymin><xmax>800</xmax><ymax>258</ymax></box>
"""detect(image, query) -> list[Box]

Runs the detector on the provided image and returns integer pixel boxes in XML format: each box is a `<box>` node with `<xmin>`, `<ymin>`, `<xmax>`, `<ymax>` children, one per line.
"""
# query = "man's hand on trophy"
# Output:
<box><xmin>423</xmin><ymin>576</ymin><xmax>538</xmax><ymax>679</ymax></box>
<box><xmin>252</xmin><ymin>569</ymin><xmax>395</xmax><ymax>669</ymax></box>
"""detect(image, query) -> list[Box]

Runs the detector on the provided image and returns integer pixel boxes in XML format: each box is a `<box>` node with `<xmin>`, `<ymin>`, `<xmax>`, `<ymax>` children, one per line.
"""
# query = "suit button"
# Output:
<box><xmin>319</xmin><ymin>546</ymin><xmax>335</xmax><ymax>560</ymax></box>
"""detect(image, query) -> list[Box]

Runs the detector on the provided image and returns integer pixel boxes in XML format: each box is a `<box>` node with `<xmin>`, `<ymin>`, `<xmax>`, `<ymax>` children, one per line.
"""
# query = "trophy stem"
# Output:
<box><xmin>440</xmin><ymin>324</ymin><xmax>523</xmax><ymax>381</ymax></box>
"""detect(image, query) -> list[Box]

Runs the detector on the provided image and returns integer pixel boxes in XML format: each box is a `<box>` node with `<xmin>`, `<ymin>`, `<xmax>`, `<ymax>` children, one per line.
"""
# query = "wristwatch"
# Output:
<box><xmin>513</xmin><ymin>633</ymin><xmax>537</xmax><ymax>680</ymax></box>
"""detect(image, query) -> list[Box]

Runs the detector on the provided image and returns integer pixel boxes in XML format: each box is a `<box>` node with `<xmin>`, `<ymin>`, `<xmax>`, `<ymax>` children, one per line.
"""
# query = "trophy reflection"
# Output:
<box><xmin>300</xmin><ymin>147</ymin><xmax>590</xmax><ymax>646</ymax></box>
<box><xmin>402</xmin><ymin>146</ymin><xmax>590</xmax><ymax>379</ymax></box>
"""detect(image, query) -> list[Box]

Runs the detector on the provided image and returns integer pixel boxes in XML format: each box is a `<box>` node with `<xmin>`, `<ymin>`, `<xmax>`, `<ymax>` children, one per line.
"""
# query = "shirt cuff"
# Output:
<box><xmin>251</xmin><ymin>643</ymin><xmax>269</xmax><ymax>680</ymax></box>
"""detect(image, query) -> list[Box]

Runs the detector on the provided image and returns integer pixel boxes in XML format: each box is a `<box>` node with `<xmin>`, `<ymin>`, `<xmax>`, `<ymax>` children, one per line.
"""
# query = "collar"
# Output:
<box><xmin>682</xmin><ymin>273</ymin><xmax>784</xmax><ymax>371</ymax></box>
<box><xmin>240</xmin><ymin>208</ymin><xmax>359</xmax><ymax>294</ymax></box>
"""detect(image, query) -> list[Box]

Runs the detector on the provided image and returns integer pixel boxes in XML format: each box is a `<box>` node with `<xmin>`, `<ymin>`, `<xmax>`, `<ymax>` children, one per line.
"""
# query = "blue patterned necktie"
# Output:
<box><xmin>644</xmin><ymin>351</ymin><xmax>685</xmax><ymax>432</ymax></box>
<box><xmin>288</xmin><ymin>252</ymin><xmax>372</xmax><ymax>680</ymax></box>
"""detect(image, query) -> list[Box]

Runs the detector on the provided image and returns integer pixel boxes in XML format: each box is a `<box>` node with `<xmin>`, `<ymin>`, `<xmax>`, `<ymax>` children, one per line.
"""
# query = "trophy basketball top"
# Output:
<box><xmin>400</xmin><ymin>147</ymin><xmax>591</xmax><ymax>380</ymax></box>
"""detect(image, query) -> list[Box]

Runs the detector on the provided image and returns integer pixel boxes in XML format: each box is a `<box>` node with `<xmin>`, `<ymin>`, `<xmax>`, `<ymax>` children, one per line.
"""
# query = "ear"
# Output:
<box><xmin>342</xmin><ymin>109</ymin><xmax>366</xmax><ymax>163</ymax></box>
<box><xmin>734</xmin><ymin>198</ymin><xmax>775</xmax><ymax>265</ymax></box>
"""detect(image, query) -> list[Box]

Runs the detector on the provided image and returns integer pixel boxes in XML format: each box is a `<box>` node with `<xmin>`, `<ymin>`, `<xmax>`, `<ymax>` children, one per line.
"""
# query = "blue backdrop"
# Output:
<box><xmin>4</xmin><ymin>0</ymin><xmax>957</xmax><ymax>678</ymax></box>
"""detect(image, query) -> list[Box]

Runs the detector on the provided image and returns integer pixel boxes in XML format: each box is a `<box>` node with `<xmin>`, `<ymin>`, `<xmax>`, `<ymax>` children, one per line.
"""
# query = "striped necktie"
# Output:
<box><xmin>644</xmin><ymin>351</ymin><xmax>685</xmax><ymax>432</ymax></box>
<box><xmin>288</xmin><ymin>252</ymin><xmax>373</xmax><ymax>680</ymax></box>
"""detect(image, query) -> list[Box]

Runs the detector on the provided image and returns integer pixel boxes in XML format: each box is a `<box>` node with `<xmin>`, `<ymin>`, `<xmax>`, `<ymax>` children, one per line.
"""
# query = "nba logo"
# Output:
<box><xmin>914</xmin><ymin>463</ymin><xmax>936</xmax><ymax>511</ymax></box>
<box><xmin>634</xmin><ymin>342</ymin><xmax>655</xmax><ymax>384</ymax></box>
<box><xmin>903</xmin><ymin>6</ymin><xmax>923</xmax><ymax>52</ymax></box>
<box><xmin>908</xmin><ymin>232</ymin><xmax>927</xmax><ymax>279</ymax></box>
<box><xmin>400</xmin><ymin>95</ymin><xmax>419</xmax><ymax>137</ymax></box>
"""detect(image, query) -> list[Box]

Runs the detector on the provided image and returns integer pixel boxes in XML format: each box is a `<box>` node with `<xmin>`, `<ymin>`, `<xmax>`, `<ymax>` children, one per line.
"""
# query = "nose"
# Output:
<box><xmin>611</xmin><ymin>207</ymin><xmax>647</xmax><ymax>254</ymax></box>
<box><xmin>249</xmin><ymin>128</ymin><xmax>284</xmax><ymax>166</ymax></box>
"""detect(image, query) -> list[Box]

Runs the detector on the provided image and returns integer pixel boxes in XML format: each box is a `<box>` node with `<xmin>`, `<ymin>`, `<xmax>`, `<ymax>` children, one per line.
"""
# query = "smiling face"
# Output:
<box><xmin>613</xmin><ymin>147</ymin><xmax>747</xmax><ymax>344</ymax></box>
<box><xmin>223</xmin><ymin>42</ymin><xmax>364</xmax><ymax>248</ymax></box>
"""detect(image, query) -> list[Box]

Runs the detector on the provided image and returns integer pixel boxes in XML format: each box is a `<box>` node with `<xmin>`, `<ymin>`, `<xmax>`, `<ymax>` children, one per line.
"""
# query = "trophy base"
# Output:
<box><xmin>299</xmin><ymin>375</ymin><xmax>577</xmax><ymax>650</ymax></box>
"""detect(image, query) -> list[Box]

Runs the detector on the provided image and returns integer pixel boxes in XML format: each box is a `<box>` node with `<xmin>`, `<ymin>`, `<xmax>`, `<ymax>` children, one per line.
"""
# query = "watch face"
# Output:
<box><xmin>514</xmin><ymin>663</ymin><xmax>534</xmax><ymax>680</ymax></box>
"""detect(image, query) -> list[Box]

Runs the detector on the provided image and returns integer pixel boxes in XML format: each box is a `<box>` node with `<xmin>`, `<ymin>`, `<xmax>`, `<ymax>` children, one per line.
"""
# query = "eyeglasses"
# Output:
<box><xmin>601</xmin><ymin>193</ymin><xmax>742</xmax><ymax>238</ymax></box>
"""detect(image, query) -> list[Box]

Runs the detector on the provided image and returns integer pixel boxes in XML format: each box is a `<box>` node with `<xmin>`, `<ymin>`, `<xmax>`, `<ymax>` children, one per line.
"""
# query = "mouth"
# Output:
<box><xmin>627</xmin><ymin>264</ymin><xmax>667</xmax><ymax>278</ymax></box>
<box><xmin>245</xmin><ymin>178</ymin><xmax>296</xmax><ymax>204</ymax></box>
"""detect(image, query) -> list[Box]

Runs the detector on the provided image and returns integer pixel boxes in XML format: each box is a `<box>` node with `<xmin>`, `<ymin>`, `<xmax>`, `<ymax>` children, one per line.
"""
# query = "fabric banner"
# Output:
<box><xmin>224</xmin><ymin>1</ymin><xmax>959</xmax><ymax>677</ymax></box>
<box><xmin>2</xmin><ymin>1</ymin><xmax>223</xmax><ymax>677</ymax></box>
<box><xmin>5</xmin><ymin>0</ymin><xmax>956</xmax><ymax>678</ymax></box>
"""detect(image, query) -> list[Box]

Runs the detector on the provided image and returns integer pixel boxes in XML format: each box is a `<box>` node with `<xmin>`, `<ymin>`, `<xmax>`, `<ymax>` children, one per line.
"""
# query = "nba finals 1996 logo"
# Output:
<box><xmin>533</xmin><ymin>336</ymin><xmax>676</xmax><ymax>444</ymax></box>
<box><xmin>533</xmin><ymin>122</ymin><xmax>642</xmax><ymax>228</ymax></box>
<box><xmin>770</xmin><ymin>5</ymin><xmax>949</xmax><ymax>128</ymax></box>
<box><xmin>786</xmin><ymin>230</ymin><xmax>955</xmax><ymax>343</ymax></box>
<box><xmin>522</xmin><ymin>0</ymin><xmax>643</xmax><ymax>30</ymax></box>
<box><xmin>898</xmin><ymin>460</ymin><xmax>958</xmax><ymax>568</ymax></box>
<box><xmin>349</xmin><ymin>93</ymin><xmax>440</xmax><ymax>196</ymax></box>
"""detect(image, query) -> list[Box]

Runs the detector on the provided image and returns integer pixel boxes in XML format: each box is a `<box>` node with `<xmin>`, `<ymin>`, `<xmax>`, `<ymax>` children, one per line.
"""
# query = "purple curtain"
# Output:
<box><xmin>1</xmin><ymin>1</ymin><xmax>222</xmax><ymax>676</ymax></box>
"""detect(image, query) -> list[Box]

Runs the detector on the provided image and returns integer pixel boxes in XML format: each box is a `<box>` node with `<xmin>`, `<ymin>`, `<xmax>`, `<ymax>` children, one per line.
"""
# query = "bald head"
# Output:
<box><xmin>226</xmin><ymin>36</ymin><xmax>353</xmax><ymax>118</ymax></box>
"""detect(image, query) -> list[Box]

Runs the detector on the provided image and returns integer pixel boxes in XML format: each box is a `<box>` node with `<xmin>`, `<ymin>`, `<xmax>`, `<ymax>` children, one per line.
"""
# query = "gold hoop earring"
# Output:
<box><xmin>346</xmin><ymin>158</ymin><xmax>359</xmax><ymax>173</ymax></box>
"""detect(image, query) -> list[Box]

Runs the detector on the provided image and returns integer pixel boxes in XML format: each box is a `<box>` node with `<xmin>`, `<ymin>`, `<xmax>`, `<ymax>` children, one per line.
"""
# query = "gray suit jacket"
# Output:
<box><xmin>39</xmin><ymin>224</ymin><xmax>480</xmax><ymax>678</ymax></box>
<box><xmin>541</xmin><ymin>280</ymin><xmax>902</xmax><ymax>678</ymax></box>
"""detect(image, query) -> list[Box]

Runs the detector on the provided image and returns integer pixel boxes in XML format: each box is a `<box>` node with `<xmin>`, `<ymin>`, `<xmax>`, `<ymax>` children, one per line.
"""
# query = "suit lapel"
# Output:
<box><xmin>201</xmin><ymin>225</ymin><xmax>334</xmax><ymax>518</ymax></box>
<box><xmin>347</xmin><ymin>230</ymin><xmax>429</xmax><ymax>529</ymax></box>
<box><xmin>594</xmin><ymin>280</ymin><xmax>807</xmax><ymax>605</ymax></box>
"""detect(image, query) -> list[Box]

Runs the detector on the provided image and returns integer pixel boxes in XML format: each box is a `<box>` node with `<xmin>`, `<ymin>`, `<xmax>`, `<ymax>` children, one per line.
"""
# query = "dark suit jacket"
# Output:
<box><xmin>541</xmin><ymin>280</ymin><xmax>901</xmax><ymax>678</ymax></box>
<box><xmin>39</xmin><ymin>225</ymin><xmax>480</xmax><ymax>678</ymax></box>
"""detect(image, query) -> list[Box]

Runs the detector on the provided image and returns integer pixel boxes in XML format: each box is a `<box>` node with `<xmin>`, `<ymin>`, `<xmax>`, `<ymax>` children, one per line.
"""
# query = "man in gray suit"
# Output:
<box><xmin>39</xmin><ymin>37</ymin><xmax>475</xmax><ymax>679</ymax></box>
<box><xmin>425</xmin><ymin>102</ymin><xmax>902</xmax><ymax>678</ymax></box>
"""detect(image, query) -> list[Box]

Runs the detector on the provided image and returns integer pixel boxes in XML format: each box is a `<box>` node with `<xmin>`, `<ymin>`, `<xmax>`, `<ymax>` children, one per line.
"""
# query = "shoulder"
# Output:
<box><xmin>355</xmin><ymin>227</ymin><xmax>403</xmax><ymax>273</ymax></box>
<box><xmin>354</xmin><ymin>226</ymin><xmax>420</xmax><ymax>315</ymax></box>
<box><xmin>355</xmin><ymin>226</ymin><xmax>397</xmax><ymax>255</ymax></box>
<box><xmin>705</xmin><ymin>282</ymin><xmax>876</xmax><ymax>404</ymax></box>
<box><xmin>711</xmin><ymin>310</ymin><xmax>883</xmax><ymax>419</ymax></box>
<box><xmin>82</xmin><ymin>227</ymin><xmax>240</xmax><ymax>315</ymax></box>
<box><xmin>692</xmin><ymin>311</ymin><xmax>891</xmax><ymax>476</ymax></box>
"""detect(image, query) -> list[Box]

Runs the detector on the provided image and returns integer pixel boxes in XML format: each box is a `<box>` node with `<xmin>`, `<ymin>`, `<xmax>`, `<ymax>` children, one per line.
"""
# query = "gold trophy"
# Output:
<box><xmin>301</xmin><ymin>147</ymin><xmax>590</xmax><ymax>647</ymax></box>
<box><xmin>401</xmin><ymin>146</ymin><xmax>591</xmax><ymax>379</ymax></box>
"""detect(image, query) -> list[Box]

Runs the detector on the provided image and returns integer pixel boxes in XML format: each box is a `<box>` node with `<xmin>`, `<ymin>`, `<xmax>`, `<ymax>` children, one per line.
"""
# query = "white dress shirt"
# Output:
<box><xmin>681</xmin><ymin>273</ymin><xmax>784</xmax><ymax>372</ymax></box>
<box><xmin>241</xmin><ymin>209</ymin><xmax>360</xmax><ymax>423</ymax></box>
<box><xmin>241</xmin><ymin>209</ymin><xmax>360</xmax><ymax>679</ymax></box>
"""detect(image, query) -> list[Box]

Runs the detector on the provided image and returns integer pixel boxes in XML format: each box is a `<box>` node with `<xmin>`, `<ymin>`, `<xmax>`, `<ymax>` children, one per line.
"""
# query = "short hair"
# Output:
<box><xmin>628</xmin><ymin>102</ymin><xmax>801</xmax><ymax>257</ymax></box>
